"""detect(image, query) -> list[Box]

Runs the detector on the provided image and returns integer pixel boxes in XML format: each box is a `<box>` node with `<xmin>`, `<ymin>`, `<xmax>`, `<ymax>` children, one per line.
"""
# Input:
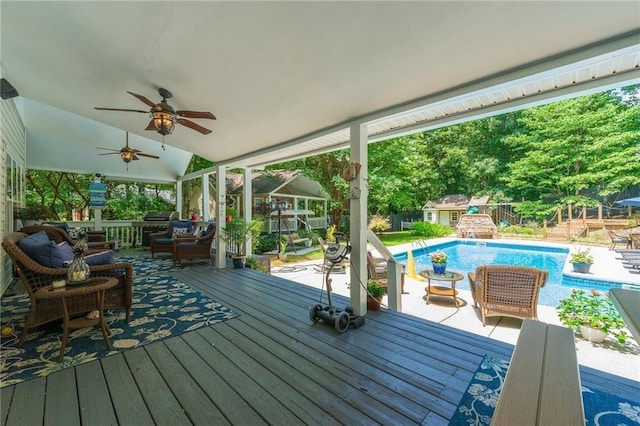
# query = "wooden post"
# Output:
<box><xmin>598</xmin><ymin>204</ymin><xmax>602</xmax><ymax>221</ymax></box>
<box><xmin>567</xmin><ymin>204</ymin><xmax>572</xmax><ymax>241</ymax></box>
<box><xmin>557</xmin><ymin>208</ymin><xmax>562</xmax><ymax>224</ymax></box>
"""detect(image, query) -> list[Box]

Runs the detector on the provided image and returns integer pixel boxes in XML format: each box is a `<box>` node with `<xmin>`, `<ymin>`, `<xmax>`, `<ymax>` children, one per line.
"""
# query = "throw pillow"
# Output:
<box><xmin>84</xmin><ymin>250</ymin><xmax>116</xmax><ymax>266</ymax></box>
<box><xmin>172</xmin><ymin>227</ymin><xmax>190</xmax><ymax>238</ymax></box>
<box><xmin>58</xmin><ymin>241</ymin><xmax>75</xmax><ymax>262</ymax></box>
<box><xmin>18</xmin><ymin>232</ymin><xmax>67</xmax><ymax>268</ymax></box>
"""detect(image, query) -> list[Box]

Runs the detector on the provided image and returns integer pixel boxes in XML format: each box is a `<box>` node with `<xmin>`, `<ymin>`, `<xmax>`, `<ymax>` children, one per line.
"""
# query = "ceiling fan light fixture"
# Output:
<box><xmin>152</xmin><ymin>110</ymin><xmax>175</xmax><ymax>135</ymax></box>
<box><xmin>120</xmin><ymin>151</ymin><xmax>134</xmax><ymax>163</ymax></box>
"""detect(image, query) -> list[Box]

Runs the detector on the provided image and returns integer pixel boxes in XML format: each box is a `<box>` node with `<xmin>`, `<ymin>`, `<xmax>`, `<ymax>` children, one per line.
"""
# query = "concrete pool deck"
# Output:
<box><xmin>272</xmin><ymin>238</ymin><xmax>640</xmax><ymax>381</ymax></box>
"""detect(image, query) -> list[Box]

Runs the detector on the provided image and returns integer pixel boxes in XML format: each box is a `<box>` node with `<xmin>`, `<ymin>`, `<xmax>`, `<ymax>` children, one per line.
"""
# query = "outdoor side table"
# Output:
<box><xmin>419</xmin><ymin>269</ymin><xmax>464</xmax><ymax>307</ymax></box>
<box><xmin>35</xmin><ymin>277</ymin><xmax>118</xmax><ymax>361</ymax></box>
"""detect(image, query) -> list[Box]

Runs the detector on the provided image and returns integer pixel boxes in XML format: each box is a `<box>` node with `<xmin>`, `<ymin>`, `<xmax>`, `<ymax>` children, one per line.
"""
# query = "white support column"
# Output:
<box><xmin>243</xmin><ymin>167</ymin><xmax>253</xmax><ymax>256</ymax></box>
<box><xmin>176</xmin><ymin>181</ymin><xmax>183</xmax><ymax>219</ymax></box>
<box><xmin>349</xmin><ymin>122</ymin><xmax>368</xmax><ymax>315</ymax></box>
<box><xmin>93</xmin><ymin>175</ymin><xmax>102</xmax><ymax>231</ymax></box>
<box><xmin>202</xmin><ymin>173</ymin><xmax>211</xmax><ymax>222</ymax></box>
<box><xmin>215</xmin><ymin>165</ymin><xmax>227</xmax><ymax>268</ymax></box>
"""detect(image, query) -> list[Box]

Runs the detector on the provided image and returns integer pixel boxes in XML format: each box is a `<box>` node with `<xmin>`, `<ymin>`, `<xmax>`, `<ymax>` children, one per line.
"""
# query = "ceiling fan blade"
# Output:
<box><xmin>177</xmin><ymin>118</ymin><xmax>212</xmax><ymax>135</ymax></box>
<box><xmin>137</xmin><ymin>152</ymin><xmax>160</xmax><ymax>159</ymax></box>
<box><xmin>95</xmin><ymin>107</ymin><xmax>149</xmax><ymax>113</ymax></box>
<box><xmin>127</xmin><ymin>91</ymin><xmax>157</xmax><ymax>109</ymax></box>
<box><xmin>176</xmin><ymin>110</ymin><xmax>216</xmax><ymax>120</ymax></box>
<box><xmin>96</xmin><ymin>147</ymin><xmax>119</xmax><ymax>151</ymax></box>
<box><xmin>98</xmin><ymin>152</ymin><xmax>120</xmax><ymax>156</ymax></box>
<box><xmin>144</xmin><ymin>119</ymin><xmax>156</xmax><ymax>131</ymax></box>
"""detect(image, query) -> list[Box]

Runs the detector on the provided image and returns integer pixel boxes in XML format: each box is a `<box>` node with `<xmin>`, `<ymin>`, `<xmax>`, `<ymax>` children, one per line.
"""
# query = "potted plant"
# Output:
<box><xmin>429</xmin><ymin>250</ymin><xmax>448</xmax><ymax>275</ymax></box>
<box><xmin>225</xmin><ymin>207</ymin><xmax>236</xmax><ymax>223</ymax></box>
<box><xmin>556</xmin><ymin>289</ymin><xmax>628</xmax><ymax>344</ymax></box>
<box><xmin>366</xmin><ymin>279</ymin><xmax>386</xmax><ymax>311</ymax></box>
<box><xmin>220</xmin><ymin>218</ymin><xmax>263</xmax><ymax>268</ymax></box>
<box><xmin>570</xmin><ymin>247</ymin><xmax>594</xmax><ymax>273</ymax></box>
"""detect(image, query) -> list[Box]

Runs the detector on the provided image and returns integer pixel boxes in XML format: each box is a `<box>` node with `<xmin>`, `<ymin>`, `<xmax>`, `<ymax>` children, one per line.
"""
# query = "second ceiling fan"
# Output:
<box><xmin>95</xmin><ymin>88</ymin><xmax>216</xmax><ymax>135</ymax></box>
<box><xmin>97</xmin><ymin>132</ymin><xmax>159</xmax><ymax>170</ymax></box>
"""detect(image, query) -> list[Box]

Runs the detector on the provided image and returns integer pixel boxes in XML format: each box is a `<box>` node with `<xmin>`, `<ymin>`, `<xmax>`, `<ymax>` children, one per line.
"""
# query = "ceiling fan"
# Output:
<box><xmin>95</xmin><ymin>88</ymin><xmax>216</xmax><ymax>136</ymax></box>
<box><xmin>97</xmin><ymin>132</ymin><xmax>159</xmax><ymax>170</ymax></box>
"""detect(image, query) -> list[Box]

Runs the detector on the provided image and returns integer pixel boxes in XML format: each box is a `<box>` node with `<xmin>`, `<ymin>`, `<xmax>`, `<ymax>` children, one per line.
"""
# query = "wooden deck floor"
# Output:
<box><xmin>2</xmin><ymin>266</ymin><xmax>638</xmax><ymax>425</ymax></box>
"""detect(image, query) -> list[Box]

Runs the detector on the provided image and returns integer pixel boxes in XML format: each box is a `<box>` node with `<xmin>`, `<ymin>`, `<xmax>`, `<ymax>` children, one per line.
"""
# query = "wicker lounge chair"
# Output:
<box><xmin>172</xmin><ymin>223</ymin><xmax>216</xmax><ymax>266</ymax></box>
<box><xmin>606</xmin><ymin>229</ymin><xmax>631</xmax><ymax>250</ymax></box>
<box><xmin>367</xmin><ymin>251</ymin><xmax>405</xmax><ymax>294</ymax></box>
<box><xmin>468</xmin><ymin>265</ymin><xmax>548</xmax><ymax>326</ymax></box>
<box><xmin>2</xmin><ymin>232</ymin><xmax>133</xmax><ymax>346</ymax></box>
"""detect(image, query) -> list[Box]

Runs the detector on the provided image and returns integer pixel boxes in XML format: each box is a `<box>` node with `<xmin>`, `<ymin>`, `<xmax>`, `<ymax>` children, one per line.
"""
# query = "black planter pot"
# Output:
<box><xmin>232</xmin><ymin>256</ymin><xmax>246</xmax><ymax>269</ymax></box>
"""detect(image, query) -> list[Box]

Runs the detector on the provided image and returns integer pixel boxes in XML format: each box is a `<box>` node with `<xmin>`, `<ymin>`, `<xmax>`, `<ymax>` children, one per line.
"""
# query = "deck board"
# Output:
<box><xmin>101</xmin><ymin>354</ymin><xmax>156</xmax><ymax>425</ymax></box>
<box><xmin>44</xmin><ymin>367</ymin><xmax>80</xmax><ymax>426</ymax></box>
<box><xmin>2</xmin><ymin>264</ymin><xmax>638</xmax><ymax>425</ymax></box>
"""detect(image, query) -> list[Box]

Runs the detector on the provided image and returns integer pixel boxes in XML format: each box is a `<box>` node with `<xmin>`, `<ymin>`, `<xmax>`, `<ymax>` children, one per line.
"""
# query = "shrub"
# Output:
<box><xmin>326</xmin><ymin>224</ymin><xmax>337</xmax><ymax>242</ymax></box>
<box><xmin>254</xmin><ymin>233</ymin><xmax>279</xmax><ymax>254</ymax></box>
<box><xmin>369</xmin><ymin>214</ymin><xmax>391</xmax><ymax>233</ymax></box>
<box><xmin>411</xmin><ymin>221</ymin><xmax>453</xmax><ymax>237</ymax></box>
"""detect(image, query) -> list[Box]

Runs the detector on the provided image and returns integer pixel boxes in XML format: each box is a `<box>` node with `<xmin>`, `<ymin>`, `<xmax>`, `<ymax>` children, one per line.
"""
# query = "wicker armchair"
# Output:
<box><xmin>172</xmin><ymin>224</ymin><xmax>216</xmax><ymax>266</ymax></box>
<box><xmin>2</xmin><ymin>232</ymin><xmax>133</xmax><ymax>346</ymax></box>
<box><xmin>468</xmin><ymin>265</ymin><xmax>548</xmax><ymax>326</ymax></box>
<box><xmin>149</xmin><ymin>220</ymin><xmax>195</xmax><ymax>258</ymax></box>
<box><xmin>367</xmin><ymin>251</ymin><xmax>405</xmax><ymax>294</ymax></box>
<box><xmin>606</xmin><ymin>229</ymin><xmax>631</xmax><ymax>250</ymax></box>
<box><xmin>20</xmin><ymin>225</ymin><xmax>117</xmax><ymax>250</ymax></box>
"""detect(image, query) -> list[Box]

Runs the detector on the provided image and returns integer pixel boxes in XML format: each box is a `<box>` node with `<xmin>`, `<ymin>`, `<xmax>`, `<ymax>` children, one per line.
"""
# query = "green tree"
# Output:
<box><xmin>503</xmin><ymin>90</ymin><xmax>640</xmax><ymax>214</ymax></box>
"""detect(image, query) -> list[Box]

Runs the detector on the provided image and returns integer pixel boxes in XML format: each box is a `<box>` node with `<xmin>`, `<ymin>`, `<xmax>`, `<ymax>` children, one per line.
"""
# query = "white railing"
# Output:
<box><xmin>65</xmin><ymin>220</ymin><xmax>137</xmax><ymax>248</ymax></box>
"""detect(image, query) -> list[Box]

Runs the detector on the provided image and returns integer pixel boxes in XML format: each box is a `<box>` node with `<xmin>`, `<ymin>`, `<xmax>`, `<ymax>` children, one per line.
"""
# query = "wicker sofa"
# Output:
<box><xmin>2</xmin><ymin>232</ymin><xmax>133</xmax><ymax>346</ymax></box>
<box><xmin>20</xmin><ymin>224</ymin><xmax>117</xmax><ymax>250</ymax></box>
<box><xmin>467</xmin><ymin>265</ymin><xmax>548</xmax><ymax>326</ymax></box>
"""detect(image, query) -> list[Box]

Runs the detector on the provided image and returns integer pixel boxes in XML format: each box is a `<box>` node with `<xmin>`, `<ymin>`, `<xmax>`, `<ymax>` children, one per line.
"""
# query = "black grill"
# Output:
<box><xmin>132</xmin><ymin>211</ymin><xmax>178</xmax><ymax>247</ymax></box>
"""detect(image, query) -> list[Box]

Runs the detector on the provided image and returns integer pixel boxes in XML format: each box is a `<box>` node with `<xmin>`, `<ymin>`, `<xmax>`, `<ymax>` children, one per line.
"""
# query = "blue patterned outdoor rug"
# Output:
<box><xmin>450</xmin><ymin>355</ymin><xmax>640</xmax><ymax>425</ymax></box>
<box><xmin>0</xmin><ymin>256</ymin><xmax>238</xmax><ymax>388</ymax></box>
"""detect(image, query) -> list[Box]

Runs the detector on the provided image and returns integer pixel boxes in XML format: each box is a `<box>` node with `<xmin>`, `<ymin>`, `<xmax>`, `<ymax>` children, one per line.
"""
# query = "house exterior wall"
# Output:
<box><xmin>1</xmin><ymin>98</ymin><xmax>26</xmax><ymax>294</ymax></box>
<box><xmin>423</xmin><ymin>209</ymin><xmax>437</xmax><ymax>224</ymax></box>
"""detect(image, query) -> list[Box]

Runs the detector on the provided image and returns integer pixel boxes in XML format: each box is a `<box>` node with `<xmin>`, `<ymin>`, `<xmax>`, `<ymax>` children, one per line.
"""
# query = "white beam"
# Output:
<box><xmin>243</xmin><ymin>167</ymin><xmax>253</xmax><ymax>256</ymax></box>
<box><xmin>202</xmin><ymin>173</ymin><xmax>211</xmax><ymax>222</ymax></box>
<box><xmin>349</xmin><ymin>122</ymin><xmax>368</xmax><ymax>315</ymax></box>
<box><xmin>176</xmin><ymin>182</ymin><xmax>183</xmax><ymax>219</ymax></box>
<box><xmin>215</xmin><ymin>165</ymin><xmax>227</xmax><ymax>268</ymax></box>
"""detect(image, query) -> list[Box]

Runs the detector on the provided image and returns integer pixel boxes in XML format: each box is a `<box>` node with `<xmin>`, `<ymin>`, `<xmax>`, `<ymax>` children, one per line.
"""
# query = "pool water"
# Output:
<box><xmin>395</xmin><ymin>241</ymin><xmax>630</xmax><ymax>307</ymax></box>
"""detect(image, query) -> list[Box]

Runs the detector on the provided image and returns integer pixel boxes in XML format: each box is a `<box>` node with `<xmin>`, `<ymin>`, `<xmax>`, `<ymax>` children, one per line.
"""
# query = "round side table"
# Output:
<box><xmin>419</xmin><ymin>269</ymin><xmax>464</xmax><ymax>307</ymax></box>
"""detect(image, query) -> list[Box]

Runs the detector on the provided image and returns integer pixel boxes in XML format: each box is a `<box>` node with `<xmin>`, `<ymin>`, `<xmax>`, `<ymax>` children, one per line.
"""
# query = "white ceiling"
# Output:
<box><xmin>2</xmin><ymin>1</ymin><xmax>639</xmax><ymax>182</ymax></box>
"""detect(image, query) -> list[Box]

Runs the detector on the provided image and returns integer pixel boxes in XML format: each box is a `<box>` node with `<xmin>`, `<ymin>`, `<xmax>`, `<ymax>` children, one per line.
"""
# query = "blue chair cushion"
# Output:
<box><xmin>18</xmin><ymin>231</ymin><xmax>67</xmax><ymax>268</ymax></box>
<box><xmin>203</xmin><ymin>222</ymin><xmax>216</xmax><ymax>236</ymax></box>
<box><xmin>84</xmin><ymin>250</ymin><xmax>115</xmax><ymax>266</ymax></box>
<box><xmin>154</xmin><ymin>238</ymin><xmax>174</xmax><ymax>245</ymax></box>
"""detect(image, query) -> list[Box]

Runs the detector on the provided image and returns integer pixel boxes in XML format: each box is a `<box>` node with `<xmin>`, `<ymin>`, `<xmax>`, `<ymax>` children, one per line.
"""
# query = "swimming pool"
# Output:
<box><xmin>394</xmin><ymin>240</ymin><xmax>632</xmax><ymax>307</ymax></box>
